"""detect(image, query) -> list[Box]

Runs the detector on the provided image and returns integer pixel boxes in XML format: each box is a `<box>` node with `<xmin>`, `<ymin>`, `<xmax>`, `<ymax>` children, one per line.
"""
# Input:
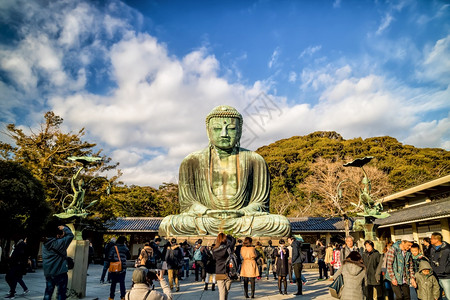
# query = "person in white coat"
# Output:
<box><xmin>125</xmin><ymin>269</ymin><xmax>172</xmax><ymax>300</ymax></box>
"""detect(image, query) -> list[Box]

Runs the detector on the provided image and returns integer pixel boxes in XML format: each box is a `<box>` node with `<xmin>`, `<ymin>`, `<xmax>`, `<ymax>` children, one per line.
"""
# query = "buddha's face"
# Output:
<box><xmin>207</xmin><ymin>117</ymin><xmax>240</xmax><ymax>150</ymax></box>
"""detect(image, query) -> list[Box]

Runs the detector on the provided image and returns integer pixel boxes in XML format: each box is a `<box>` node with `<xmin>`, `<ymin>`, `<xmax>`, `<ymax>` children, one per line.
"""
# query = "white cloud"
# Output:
<box><xmin>404</xmin><ymin>113</ymin><xmax>450</xmax><ymax>150</ymax></box>
<box><xmin>288</xmin><ymin>71</ymin><xmax>297</xmax><ymax>83</ymax></box>
<box><xmin>268</xmin><ymin>47</ymin><xmax>280</xmax><ymax>69</ymax></box>
<box><xmin>419</xmin><ymin>35</ymin><xmax>450</xmax><ymax>85</ymax></box>
<box><xmin>333</xmin><ymin>0</ymin><xmax>341</xmax><ymax>9</ymax></box>
<box><xmin>299</xmin><ymin>45</ymin><xmax>322</xmax><ymax>58</ymax></box>
<box><xmin>376</xmin><ymin>13</ymin><xmax>394</xmax><ymax>35</ymax></box>
<box><xmin>258</xmin><ymin>70</ymin><xmax>450</xmax><ymax>152</ymax></box>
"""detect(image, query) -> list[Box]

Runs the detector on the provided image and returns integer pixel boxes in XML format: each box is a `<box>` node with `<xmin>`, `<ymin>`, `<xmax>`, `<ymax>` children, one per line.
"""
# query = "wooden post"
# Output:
<box><xmin>390</xmin><ymin>226</ymin><xmax>396</xmax><ymax>242</ymax></box>
<box><xmin>441</xmin><ymin>218</ymin><xmax>450</xmax><ymax>243</ymax></box>
<box><xmin>412</xmin><ymin>223</ymin><xmax>419</xmax><ymax>243</ymax></box>
<box><xmin>326</xmin><ymin>232</ymin><xmax>331</xmax><ymax>246</ymax></box>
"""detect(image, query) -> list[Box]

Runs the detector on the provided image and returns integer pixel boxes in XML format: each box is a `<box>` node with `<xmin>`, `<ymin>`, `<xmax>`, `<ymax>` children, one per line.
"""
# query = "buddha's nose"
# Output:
<box><xmin>220</xmin><ymin>126</ymin><xmax>228</xmax><ymax>137</ymax></box>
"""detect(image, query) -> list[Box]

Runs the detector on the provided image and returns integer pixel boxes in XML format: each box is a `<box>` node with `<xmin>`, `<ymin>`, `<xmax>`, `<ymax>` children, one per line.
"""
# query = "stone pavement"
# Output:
<box><xmin>0</xmin><ymin>264</ymin><xmax>334</xmax><ymax>299</ymax></box>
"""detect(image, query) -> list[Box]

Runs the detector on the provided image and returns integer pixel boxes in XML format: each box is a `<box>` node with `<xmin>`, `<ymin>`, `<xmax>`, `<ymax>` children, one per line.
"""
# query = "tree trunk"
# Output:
<box><xmin>344</xmin><ymin>216</ymin><xmax>350</xmax><ymax>237</ymax></box>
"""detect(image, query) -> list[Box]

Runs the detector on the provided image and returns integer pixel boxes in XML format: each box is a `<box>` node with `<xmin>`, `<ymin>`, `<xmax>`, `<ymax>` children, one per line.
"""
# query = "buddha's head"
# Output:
<box><xmin>206</xmin><ymin>105</ymin><xmax>243</xmax><ymax>150</ymax></box>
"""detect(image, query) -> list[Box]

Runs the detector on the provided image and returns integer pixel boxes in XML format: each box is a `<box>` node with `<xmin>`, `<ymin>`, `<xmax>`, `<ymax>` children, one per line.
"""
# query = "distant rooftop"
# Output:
<box><xmin>375</xmin><ymin>197</ymin><xmax>450</xmax><ymax>228</ymax></box>
<box><xmin>105</xmin><ymin>216</ymin><xmax>354</xmax><ymax>233</ymax></box>
<box><xmin>381</xmin><ymin>174</ymin><xmax>450</xmax><ymax>203</ymax></box>
<box><xmin>105</xmin><ymin>217</ymin><xmax>163</xmax><ymax>232</ymax></box>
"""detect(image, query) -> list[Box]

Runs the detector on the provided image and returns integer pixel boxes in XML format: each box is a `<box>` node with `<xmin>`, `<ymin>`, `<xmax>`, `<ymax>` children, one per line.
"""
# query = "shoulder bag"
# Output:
<box><xmin>109</xmin><ymin>246</ymin><xmax>122</xmax><ymax>273</ymax></box>
<box><xmin>328</xmin><ymin>274</ymin><xmax>344</xmax><ymax>298</ymax></box>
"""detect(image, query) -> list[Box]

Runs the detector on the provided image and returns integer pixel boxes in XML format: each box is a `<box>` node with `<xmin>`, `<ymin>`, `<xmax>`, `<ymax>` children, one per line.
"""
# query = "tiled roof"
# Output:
<box><xmin>289</xmin><ymin>217</ymin><xmax>354</xmax><ymax>232</ymax></box>
<box><xmin>106</xmin><ymin>217</ymin><xmax>163</xmax><ymax>232</ymax></box>
<box><xmin>105</xmin><ymin>216</ymin><xmax>353</xmax><ymax>232</ymax></box>
<box><xmin>374</xmin><ymin>197</ymin><xmax>450</xmax><ymax>227</ymax></box>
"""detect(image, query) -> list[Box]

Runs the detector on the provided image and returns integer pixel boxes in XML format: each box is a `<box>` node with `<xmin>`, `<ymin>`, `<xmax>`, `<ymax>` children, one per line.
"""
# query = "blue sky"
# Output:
<box><xmin>0</xmin><ymin>0</ymin><xmax>449</xmax><ymax>186</ymax></box>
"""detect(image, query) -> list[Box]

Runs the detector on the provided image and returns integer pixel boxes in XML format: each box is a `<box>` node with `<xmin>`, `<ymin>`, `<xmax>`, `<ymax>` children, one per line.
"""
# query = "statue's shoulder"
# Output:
<box><xmin>181</xmin><ymin>148</ymin><xmax>209</xmax><ymax>164</ymax></box>
<box><xmin>238</xmin><ymin>148</ymin><xmax>266</xmax><ymax>164</ymax></box>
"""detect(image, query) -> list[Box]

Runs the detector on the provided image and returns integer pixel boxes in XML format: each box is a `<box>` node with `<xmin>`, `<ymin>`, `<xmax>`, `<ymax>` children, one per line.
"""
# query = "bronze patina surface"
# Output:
<box><xmin>159</xmin><ymin>105</ymin><xmax>291</xmax><ymax>237</ymax></box>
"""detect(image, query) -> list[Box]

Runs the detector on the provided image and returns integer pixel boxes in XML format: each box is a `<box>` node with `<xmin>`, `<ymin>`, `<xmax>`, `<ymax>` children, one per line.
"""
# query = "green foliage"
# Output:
<box><xmin>257</xmin><ymin>131</ymin><xmax>450</xmax><ymax>217</ymax></box>
<box><xmin>154</xmin><ymin>183</ymin><xmax>180</xmax><ymax>216</ymax></box>
<box><xmin>1</xmin><ymin>111</ymin><xmax>120</xmax><ymax>222</ymax></box>
<box><xmin>97</xmin><ymin>182</ymin><xmax>180</xmax><ymax>219</ymax></box>
<box><xmin>0</xmin><ymin>161</ymin><xmax>50</xmax><ymax>239</ymax></box>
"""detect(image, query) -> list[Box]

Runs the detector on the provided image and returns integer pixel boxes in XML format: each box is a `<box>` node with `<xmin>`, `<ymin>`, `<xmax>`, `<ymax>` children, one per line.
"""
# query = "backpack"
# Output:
<box><xmin>193</xmin><ymin>248</ymin><xmax>203</xmax><ymax>261</ymax></box>
<box><xmin>142</xmin><ymin>249</ymin><xmax>156</xmax><ymax>269</ymax></box>
<box><xmin>167</xmin><ymin>247</ymin><xmax>183</xmax><ymax>268</ymax></box>
<box><xmin>264</xmin><ymin>246</ymin><xmax>275</xmax><ymax>260</ymax></box>
<box><xmin>225</xmin><ymin>248</ymin><xmax>239</xmax><ymax>280</ymax></box>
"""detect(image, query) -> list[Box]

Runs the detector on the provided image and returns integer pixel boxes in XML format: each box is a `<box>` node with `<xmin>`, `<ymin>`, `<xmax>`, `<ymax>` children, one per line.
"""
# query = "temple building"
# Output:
<box><xmin>375</xmin><ymin>174</ymin><xmax>450</xmax><ymax>243</ymax></box>
<box><xmin>104</xmin><ymin>216</ymin><xmax>356</xmax><ymax>259</ymax></box>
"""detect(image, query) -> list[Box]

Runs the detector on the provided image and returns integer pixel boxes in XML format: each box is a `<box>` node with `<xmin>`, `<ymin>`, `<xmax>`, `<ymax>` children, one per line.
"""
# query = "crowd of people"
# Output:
<box><xmin>98</xmin><ymin>233</ymin><xmax>307</xmax><ymax>300</ymax></box>
<box><xmin>2</xmin><ymin>227</ymin><xmax>449</xmax><ymax>300</ymax></box>
<box><xmin>327</xmin><ymin>233</ymin><xmax>449</xmax><ymax>300</ymax></box>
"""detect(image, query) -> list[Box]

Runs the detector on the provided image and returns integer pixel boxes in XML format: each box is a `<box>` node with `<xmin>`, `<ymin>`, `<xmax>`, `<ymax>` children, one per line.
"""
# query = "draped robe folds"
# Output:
<box><xmin>158</xmin><ymin>147</ymin><xmax>291</xmax><ymax>237</ymax></box>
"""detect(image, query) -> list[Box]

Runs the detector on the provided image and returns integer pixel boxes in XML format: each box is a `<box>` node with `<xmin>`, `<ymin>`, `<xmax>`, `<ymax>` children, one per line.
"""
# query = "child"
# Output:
<box><xmin>411</xmin><ymin>243</ymin><xmax>428</xmax><ymax>273</ymax></box>
<box><xmin>415</xmin><ymin>260</ymin><xmax>440</xmax><ymax>300</ymax></box>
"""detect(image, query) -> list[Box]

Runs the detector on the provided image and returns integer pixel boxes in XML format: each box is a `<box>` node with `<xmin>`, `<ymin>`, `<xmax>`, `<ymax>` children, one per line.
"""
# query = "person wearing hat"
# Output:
<box><xmin>415</xmin><ymin>260</ymin><xmax>440</xmax><ymax>300</ymax></box>
<box><xmin>125</xmin><ymin>269</ymin><xmax>172</xmax><ymax>300</ymax></box>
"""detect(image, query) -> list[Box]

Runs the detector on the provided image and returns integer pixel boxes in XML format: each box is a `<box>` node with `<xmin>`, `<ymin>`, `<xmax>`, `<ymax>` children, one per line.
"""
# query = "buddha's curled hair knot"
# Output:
<box><xmin>205</xmin><ymin>105</ymin><xmax>243</xmax><ymax>128</ymax></box>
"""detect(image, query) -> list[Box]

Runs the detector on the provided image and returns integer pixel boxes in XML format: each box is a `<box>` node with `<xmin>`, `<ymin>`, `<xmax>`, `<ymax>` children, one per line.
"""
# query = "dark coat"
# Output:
<box><xmin>212</xmin><ymin>236</ymin><xmax>236</xmax><ymax>275</ymax></box>
<box><xmin>423</xmin><ymin>244</ymin><xmax>432</xmax><ymax>260</ymax></box>
<box><xmin>8</xmin><ymin>240</ymin><xmax>28</xmax><ymax>276</ymax></box>
<box><xmin>291</xmin><ymin>240</ymin><xmax>303</xmax><ymax>265</ymax></box>
<box><xmin>204</xmin><ymin>249</ymin><xmax>216</xmax><ymax>274</ymax></box>
<box><xmin>275</xmin><ymin>246</ymin><xmax>289</xmax><ymax>276</ymax></box>
<box><xmin>104</xmin><ymin>241</ymin><xmax>115</xmax><ymax>261</ymax></box>
<box><xmin>108</xmin><ymin>243</ymin><xmax>131</xmax><ymax>272</ymax></box>
<box><xmin>314</xmin><ymin>245</ymin><xmax>326</xmax><ymax>260</ymax></box>
<box><xmin>362</xmin><ymin>249</ymin><xmax>382</xmax><ymax>285</ymax></box>
<box><xmin>42</xmin><ymin>226</ymin><xmax>74</xmax><ymax>277</ymax></box>
<box><xmin>149</xmin><ymin>241</ymin><xmax>162</xmax><ymax>260</ymax></box>
<box><xmin>165</xmin><ymin>244</ymin><xmax>183</xmax><ymax>270</ymax></box>
<box><xmin>235</xmin><ymin>244</ymin><xmax>243</xmax><ymax>264</ymax></box>
<box><xmin>430</xmin><ymin>241</ymin><xmax>450</xmax><ymax>279</ymax></box>
<box><xmin>9</xmin><ymin>240</ymin><xmax>28</xmax><ymax>267</ymax></box>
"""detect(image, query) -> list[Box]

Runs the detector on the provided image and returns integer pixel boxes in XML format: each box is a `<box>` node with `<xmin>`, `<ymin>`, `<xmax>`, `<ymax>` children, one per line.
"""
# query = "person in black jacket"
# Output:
<box><xmin>422</xmin><ymin>237</ymin><xmax>432</xmax><ymax>259</ymax></box>
<box><xmin>288</xmin><ymin>236</ymin><xmax>304</xmax><ymax>296</ymax></box>
<box><xmin>42</xmin><ymin>225</ymin><xmax>74</xmax><ymax>300</ymax></box>
<box><xmin>314</xmin><ymin>239</ymin><xmax>328</xmax><ymax>280</ymax></box>
<box><xmin>429</xmin><ymin>232</ymin><xmax>450</xmax><ymax>299</ymax></box>
<box><xmin>108</xmin><ymin>236</ymin><xmax>131</xmax><ymax>300</ymax></box>
<box><xmin>165</xmin><ymin>238</ymin><xmax>184</xmax><ymax>292</ymax></box>
<box><xmin>204</xmin><ymin>246</ymin><xmax>216</xmax><ymax>291</ymax></box>
<box><xmin>212</xmin><ymin>233</ymin><xmax>236</xmax><ymax>300</ymax></box>
<box><xmin>100</xmin><ymin>237</ymin><xmax>116</xmax><ymax>284</ymax></box>
<box><xmin>362</xmin><ymin>240</ymin><xmax>383</xmax><ymax>300</ymax></box>
<box><xmin>234</xmin><ymin>239</ymin><xmax>243</xmax><ymax>277</ymax></box>
<box><xmin>5</xmin><ymin>238</ymin><xmax>29</xmax><ymax>298</ymax></box>
<box><xmin>276</xmin><ymin>239</ymin><xmax>289</xmax><ymax>295</ymax></box>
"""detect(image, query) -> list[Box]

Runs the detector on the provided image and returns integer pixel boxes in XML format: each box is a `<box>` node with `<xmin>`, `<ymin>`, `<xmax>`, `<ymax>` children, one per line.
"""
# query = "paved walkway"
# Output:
<box><xmin>0</xmin><ymin>264</ymin><xmax>334</xmax><ymax>299</ymax></box>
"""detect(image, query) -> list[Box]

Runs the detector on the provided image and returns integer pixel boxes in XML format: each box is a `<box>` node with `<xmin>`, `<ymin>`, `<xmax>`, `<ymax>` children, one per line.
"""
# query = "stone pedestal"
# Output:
<box><xmin>170</xmin><ymin>236</ymin><xmax>287</xmax><ymax>246</ymax></box>
<box><xmin>364</xmin><ymin>223</ymin><xmax>376</xmax><ymax>240</ymax></box>
<box><xmin>67</xmin><ymin>240</ymin><xmax>89</xmax><ymax>298</ymax></box>
<box><xmin>65</xmin><ymin>223</ymin><xmax>89</xmax><ymax>298</ymax></box>
<box><xmin>363</xmin><ymin>218</ymin><xmax>385</xmax><ymax>252</ymax></box>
